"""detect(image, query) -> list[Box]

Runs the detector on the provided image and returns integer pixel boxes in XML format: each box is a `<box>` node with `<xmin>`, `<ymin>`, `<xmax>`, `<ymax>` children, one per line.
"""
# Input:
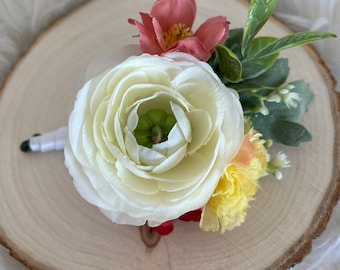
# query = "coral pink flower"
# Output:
<box><xmin>128</xmin><ymin>0</ymin><xmax>229</xmax><ymax>61</ymax></box>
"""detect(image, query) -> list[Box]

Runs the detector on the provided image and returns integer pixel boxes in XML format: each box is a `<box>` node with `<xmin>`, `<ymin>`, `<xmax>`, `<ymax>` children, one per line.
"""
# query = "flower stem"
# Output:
<box><xmin>139</xmin><ymin>223</ymin><xmax>161</xmax><ymax>249</ymax></box>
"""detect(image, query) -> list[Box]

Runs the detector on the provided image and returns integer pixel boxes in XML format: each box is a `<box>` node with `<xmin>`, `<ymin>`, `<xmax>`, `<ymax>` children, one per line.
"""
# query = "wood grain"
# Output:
<box><xmin>0</xmin><ymin>0</ymin><xmax>339</xmax><ymax>269</ymax></box>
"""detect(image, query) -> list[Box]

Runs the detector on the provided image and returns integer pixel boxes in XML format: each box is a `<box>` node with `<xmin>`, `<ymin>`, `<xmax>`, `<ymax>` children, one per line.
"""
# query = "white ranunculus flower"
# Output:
<box><xmin>64</xmin><ymin>52</ymin><xmax>244</xmax><ymax>227</ymax></box>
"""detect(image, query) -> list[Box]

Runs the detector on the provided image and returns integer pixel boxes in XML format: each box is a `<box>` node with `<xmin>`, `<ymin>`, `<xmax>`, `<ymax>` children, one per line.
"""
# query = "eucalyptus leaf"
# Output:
<box><xmin>247</xmin><ymin>79</ymin><xmax>314</xmax><ymax>146</ymax></box>
<box><xmin>239</xmin><ymin>91</ymin><xmax>261</xmax><ymax>113</ymax></box>
<box><xmin>241</xmin><ymin>0</ymin><xmax>278</xmax><ymax>56</ymax></box>
<box><xmin>251</xmin><ymin>116</ymin><xmax>312</xmax><ymax>146</ymax></box>
<box><xmin>215</xmin><ymin>44</ymin><xmax>242</xmax><ymax>83</ymax></box>
<box><xmin>253</xmin><ymin>31</ymin><xmax>337</xmax><ymax>58</ymax></box>
<box><xmin>265</xmin><ymin>80</ymin><xmax>314</xmax><ymax>122</ymax></box>
<box><xmin>230</xmin><ymin>82</ymin><xmax>265</xmax><ymax>92</ymax></box>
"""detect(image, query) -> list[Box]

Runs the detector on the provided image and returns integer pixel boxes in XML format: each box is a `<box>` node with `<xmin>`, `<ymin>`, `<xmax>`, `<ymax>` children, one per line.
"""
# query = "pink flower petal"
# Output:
<box><xmin>128</xmin><ymin>18</ymin><xmax>137</xmax><ymax>25</ymax></box>
<box><xmin>151</xmin><ymin>0</ymin><xmax>196</xmax><ymax>31</ymax></box>
<box><xmin>152</xmin><ymin>16</ymin><xmax>167</xmax><ymax>51</ymax></box>
<box><xmin>194</xmin><ymin>16</ymin><xmax>229</xmax><ymax>52</ymax></box>
<box><xmin>167</xmin><ymin>37</ymin><xmax>212</xmax><ymax>61</ymax></box>
<box><xmin>134</xmin><ymin>13</ymin><xmax>166</xmax><ymax>55</ymax></box>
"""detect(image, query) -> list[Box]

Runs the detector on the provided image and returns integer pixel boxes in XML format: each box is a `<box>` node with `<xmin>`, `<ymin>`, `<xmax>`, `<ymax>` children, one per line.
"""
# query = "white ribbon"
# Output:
<box><xmin>29</xmin><ymin>126</ymin><xmax>68</xmax><ymax>152</ymax></box>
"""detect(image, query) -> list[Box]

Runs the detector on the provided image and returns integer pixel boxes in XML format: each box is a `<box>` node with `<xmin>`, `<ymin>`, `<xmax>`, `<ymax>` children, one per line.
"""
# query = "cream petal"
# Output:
<box><xmin>64</xmin><ymin>141</ymin><xmax>113</xmax><ymax>211</ymax></box>
<box><xmin>172</xmin><ymin>66</ymin><xmax>218</xmax><ymax>90</ymax></box>
<box><xmin>113</xmin><ymin>112</ymin><xmax>125</xmax><ymax>153</ymax></box>
<box><xmin>157</xmin><ymin>176</ymin><xmax>196</xmax><ymax>192</ymax></box>
<box><xmin>123</xmin><ymin>89</ymin><xmax>170</xmax><ymax>122</ymax></box>
<box><xmin>108</xmin><ymin>69</ymin><xmax>149</xmax><ymax>107</ymax></box>
<box><xmin>68</xmin><ymin>81</ymin><xmax>93</xmax><ymax>163</ymax></box>
<box><xmin>153</xmin><ymin>131</ymin><xmax>224</xmax><ymax>189</ymax></box>
<box><xmin>118</xmin><ymin>84</ymin><xmax>164</xmax><ymax>122</ymax></box>
<box><xmin>120</xmin><ymin>54</ymin><xmax>182</xmax><ymax>77</ymax></box>
<box><xmin>100</xmin><ymin>209</ymin><xmax>146</xmax><ymax>226</ymax></box>
<box><xmin>150</xmin><ymin>142</ymin><xmax>168</xmax><ymax>156</ymax></box>
<box><xmin>82</xmin><ymin>164</ymin><xmax>119</xmax><ymax>207</ymax></box>
<box><xmin>97</xmin><ymin>157</ymin><xmax>161</xmax><ymax>209</ymax></box>
<box><xmin>126</xmin><ymin>106</ymin><xmax>139</xmax><ymax>132</ymax></box>
<box><xmin>90</xmin><ymin>70</ymin><xmax>117</xmax><ymax>113</ymax></box>
<box><xmin>93</xmin><ymin>101</ymin><xmax>116</xmax><ymax>162</ymax></box>
<box><xmin>157</xmin><ymin>133</ymin><xmax>227</xmax><ymax>212</ymax></box>
<box><xmin>102</xmin><ymin>69</ymin><xmax>149</xmax><ymax>141</ymax></box>
<box><xmin>107</xmin><ymin>66</ymin><xmax>145</xmax><ymax>93</ymax></box>
<box><xmin>177</xmin><ymin>82</ymin><xmax>217</xmax><ymax>124</ymax></box>
<box><xmin>137</xmin><ymin>164</ymin><xmax>155</xmax><ymax>171</ymax></box>
<box><xmin>82</xmin><ymin>158</ymin><xmax>160</xmax><ymax>220</ymax></box>
<box><xmin>79</xmin><ymin>117</ymin><xmax>96</xmax><ymax>166</ymax></box>
<box><xmin>105</xmin><ymin>142</ymin><xmax>152</xmax><ymax>179</ymax></box>
<box><xmin>116</xmin><ymin>162</ymin><xmax>159</xmax><ymax>195</ymax></box>
<box><xmin>124</xmin><ymin>128</ymin><xmax>140</xmax><ymax>164</ymax></box>
<box><xmin>126</xmin><ymin>89</ymin><xmax>188</xmax><ymax>116</ymax></box>
<box><xmin>186</xmin><ymin>109</ymin><xmax>212</xmax><ymax>154</ymax></box>
<box><xmin>69</xmin><ymin>120</ymin><xmax>92</xmax><ymax>168</ymax></box>
<box><xmin>172</xmin><ymin>65</ymin><xmax>229</xmax><ymax>130</ymax></box>
<box><xmin>139</xmin><ymin>145</ymin><xmax>167</xmax><ymax>166</ymax></box>
<box><xmin>176</xmin><ymin>76</ymin><xmax>244</xmax><ymax>161</ymax></box>
<box><xmin>152</xmin><ymin>123</ymin><xmax>186</xmax><ymax>156</ymax></box>
<box><xmin>152</xmin><ymin>152</ymin><xmax>206</xmax><ymax>183</ymax></box>
<box><xmin>170</xmin><ymin>102</ymin><xmax>192</xmax><ymax>142</ymax></box>
<box><xmin>152</xmin><ymin>144</ymin><xmax>187</xmax><ymax>174</ymax></box>
<box><xmin>138</xmin><ymin>66</ymin><xmax>172</xmax><ymax>86</ymax></box>
<box><xmin>145</xmin><ymin>220</ymin><xmax>163</xmax><ymax>227</ymax></box>
<box><xmin>219</xmin><ymin>89</ymin><xmax>244</xmax><ymax>160</ymax></box>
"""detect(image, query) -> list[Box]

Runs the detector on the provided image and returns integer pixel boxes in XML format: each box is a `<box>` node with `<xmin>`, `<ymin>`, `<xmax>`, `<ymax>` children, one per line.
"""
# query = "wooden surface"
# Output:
<box><xmin>0</xmin><ymin>0</ymin><xmax>339</xmax><ymax>269</ymax></box>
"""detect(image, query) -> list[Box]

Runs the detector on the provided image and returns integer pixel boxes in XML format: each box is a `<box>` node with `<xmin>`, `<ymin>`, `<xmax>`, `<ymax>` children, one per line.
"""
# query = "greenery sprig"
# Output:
<box><xmin>208</xmin><ymin>0</ymin><xmax>337</xmax><ymax>146</ymax></box>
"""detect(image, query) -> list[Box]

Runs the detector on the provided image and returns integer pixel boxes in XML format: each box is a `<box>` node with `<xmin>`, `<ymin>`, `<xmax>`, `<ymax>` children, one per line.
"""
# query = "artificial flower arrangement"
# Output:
<box><xmin>21</xmin><ymin>0</ymin><xmax>336</xmax><ymax>246</ymax></box>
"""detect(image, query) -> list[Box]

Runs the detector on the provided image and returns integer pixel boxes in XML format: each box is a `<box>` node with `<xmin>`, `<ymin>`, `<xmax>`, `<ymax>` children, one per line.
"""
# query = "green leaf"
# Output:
<box><xmin>245</xmin><ymin>58</ymin><xmax>289</xmax><ymax>87</ymax></box>
<box><xmin>224</xmin><ymin>28</ymin><xmax>244</xmax><ymax>58</ymax></box>
<box><xmin>225</xmin><ymin>28</ymin><xmax>244</xmax><ymax>48</ymax></box>
<box><xmin>239</xmin><ymin>91</ymin><xmax>261</xmax><ymax>113</ymax></box>
<box><xmin>231</xmin><ymin>83</ymin><xmax>266</xmax><ymax>92</ymax></box>
<box><xmin>215</xmin><ymin>44</ymin><xmax>242</xmax><ymax>83</ymax></box>
<box><xmin>251</xmin><ymin>117</ymin><xmax>312</xmax><ymax>146</ymax></box>
<box><xmin>246</xmin><ymin>80</ymin><xmax>314</xmax><ymax>146</ymax></box>
<box><xmin>245</xmin><ymin>36</ymin><xmax>278</xmax><ymax>56</ymax></box>
<box><xmin>241</xmin><ymin>0</ymin><xmax>278</xmax><ymax>56</ymax></box>
<box><xmin>241</xmin><ymin>53</ymin><xmax>279</xmax><ymax>79</ymax></box>
<box><xmin>230</xmin><ymin>58</ymin><xmax>289</xmax><ymax>90</ymax></box>
<box><xmin>253</xmin><ymin>31</ymin><xmax>337</xmax><ymax>58</ymax></box>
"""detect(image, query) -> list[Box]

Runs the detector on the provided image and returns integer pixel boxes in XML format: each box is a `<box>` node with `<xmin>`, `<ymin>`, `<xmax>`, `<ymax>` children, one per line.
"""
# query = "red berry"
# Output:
<box><xmin>152</xmin><ymin>220</ymin><xmax>174</xmax><ymax>235</ymax></box>
<box><xmin>179</xmin><ymin>209</ymin><xmax>202</xmax><ymax>222</ymax></box>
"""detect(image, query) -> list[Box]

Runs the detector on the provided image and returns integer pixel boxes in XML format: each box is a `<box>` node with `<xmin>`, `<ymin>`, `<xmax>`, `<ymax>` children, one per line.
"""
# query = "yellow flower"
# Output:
<box><xmin>200</xmin><ymin>130</ymin><xmax>267</xmax><ymax>233</ymax></box>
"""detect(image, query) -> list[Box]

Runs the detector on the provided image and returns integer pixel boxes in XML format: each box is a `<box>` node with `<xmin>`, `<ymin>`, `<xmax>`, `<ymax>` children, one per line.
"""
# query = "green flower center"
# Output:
<box><xmin>133</xmin><ymin>109</ymin><xmax>177</xmax><ymax>148</ymax></box>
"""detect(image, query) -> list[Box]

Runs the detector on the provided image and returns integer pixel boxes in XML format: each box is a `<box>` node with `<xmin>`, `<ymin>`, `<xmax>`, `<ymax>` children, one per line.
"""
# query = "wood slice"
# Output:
<box><xmin>0</xmin><ymin>0</ymin><xmax>339</xmax><ymax>269</ymax></box>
